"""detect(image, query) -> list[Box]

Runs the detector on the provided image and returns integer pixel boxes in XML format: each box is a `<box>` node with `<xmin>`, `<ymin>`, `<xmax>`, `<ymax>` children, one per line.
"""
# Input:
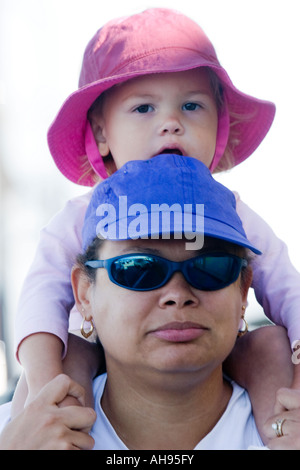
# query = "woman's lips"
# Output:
<box><xmin>149</xmin><ymin>322</ymin><xmax>207</xmax><ymax>343</ymax></box>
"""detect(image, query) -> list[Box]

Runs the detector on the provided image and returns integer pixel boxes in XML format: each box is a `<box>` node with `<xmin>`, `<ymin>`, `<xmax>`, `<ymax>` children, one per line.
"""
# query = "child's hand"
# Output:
<box><xmin>0</xmin><ymin>374</ymin><xmax>96</xmax><ymax>450</ymax></box>
<box><xmin>263</xmin><ymin>388</ymin><xmax>300</xmax><ymax>449</ymax></box>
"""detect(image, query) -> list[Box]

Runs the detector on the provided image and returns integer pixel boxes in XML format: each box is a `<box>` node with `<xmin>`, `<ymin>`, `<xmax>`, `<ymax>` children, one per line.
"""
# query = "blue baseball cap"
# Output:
<box><xmin>82</xmin><ymin>154</ymin><xmax>261</xmax><ymax>255</ymax></box>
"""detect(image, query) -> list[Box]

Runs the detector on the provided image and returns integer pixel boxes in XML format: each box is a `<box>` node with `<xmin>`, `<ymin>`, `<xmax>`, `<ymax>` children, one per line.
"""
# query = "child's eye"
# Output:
<box><xmin>182</xmin><ymin>102</ymin><xmax>201</xmax><ymax>111</ymax></box>
<box><xmin>134</xmin><ymin>104</ymin><xmax>154</xmax><ymax>113</ymax></box>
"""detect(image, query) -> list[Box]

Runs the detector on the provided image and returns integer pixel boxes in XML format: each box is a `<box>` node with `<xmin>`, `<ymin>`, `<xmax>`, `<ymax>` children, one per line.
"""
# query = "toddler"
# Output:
<box><xmin>12</xmin><ymin>8</ymin><xmax>300</xmax><ymax>440</ymax></box>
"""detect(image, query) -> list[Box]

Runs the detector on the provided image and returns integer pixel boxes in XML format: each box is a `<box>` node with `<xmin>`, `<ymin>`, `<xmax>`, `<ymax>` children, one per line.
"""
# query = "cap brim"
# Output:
<box><xmin>94</xmin><ymin>212</ymin><xmax>261</xmax><ymax>255</ymax></box>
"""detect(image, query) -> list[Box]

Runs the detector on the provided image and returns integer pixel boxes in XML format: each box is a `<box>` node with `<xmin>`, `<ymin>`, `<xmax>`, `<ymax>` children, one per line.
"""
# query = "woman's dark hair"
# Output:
<box><xmin>76</xmin><ymin>237</ymin><xmax>104</xmax><ymax>283</ymax></box>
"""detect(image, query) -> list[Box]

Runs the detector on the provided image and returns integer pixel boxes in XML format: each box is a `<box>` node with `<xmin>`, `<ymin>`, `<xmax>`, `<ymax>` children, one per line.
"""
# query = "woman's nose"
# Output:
<box><xmin>158</xmin><ymin>272</ymin><xmax>199</xmax><ymax>309</ymax></box>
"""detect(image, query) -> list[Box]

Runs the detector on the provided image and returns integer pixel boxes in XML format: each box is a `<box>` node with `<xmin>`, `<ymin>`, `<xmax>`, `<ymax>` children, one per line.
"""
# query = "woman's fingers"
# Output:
<box><xmin>37</xmin><ymin>374</ymin><xmax>86</xmax><ymax>407</ymax></box>
<box><xmin>273</xmin><ymin>387</ymin><xmax>300</xmax><ymax>413</ymax></box>
<box><xmin>58</xmin><ymin>403</ymin><xmax>97</xmax><ymax>431</ymax></box>
<box><xmin>0</xmin><ymin>375</ymin><xmax>96</xmax><ymax>450</ymax></box>
<box><xmin>263</xmin><ymin>388</ymin><xmax>300</xmax><ymax>449</ymax></box>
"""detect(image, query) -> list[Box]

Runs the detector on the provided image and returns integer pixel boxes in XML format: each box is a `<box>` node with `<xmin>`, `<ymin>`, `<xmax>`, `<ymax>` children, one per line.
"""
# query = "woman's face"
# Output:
<box><xmin>77</xmin><ymin>238</ymin><xmax>249</xmax><ymax>378</ymax></box>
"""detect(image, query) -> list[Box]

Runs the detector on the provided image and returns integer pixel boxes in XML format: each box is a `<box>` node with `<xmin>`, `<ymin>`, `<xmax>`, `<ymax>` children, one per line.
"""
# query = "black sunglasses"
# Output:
<box><xmin>85</xmin><ymin>252</ymin><xmax>248</xmax><ymax>292</ymax></box>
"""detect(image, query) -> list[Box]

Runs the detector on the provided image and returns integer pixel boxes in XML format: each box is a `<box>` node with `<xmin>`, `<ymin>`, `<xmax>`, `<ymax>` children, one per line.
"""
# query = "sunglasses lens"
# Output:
<box><xmin>187</xmin><ymin>255</ymin><xmax>241</xmax><ymax>290</ymax></box>
<box><xmin>111</xmin><ymin>255</ymin><xmax>168</xmax><ymax>290</ymax></box>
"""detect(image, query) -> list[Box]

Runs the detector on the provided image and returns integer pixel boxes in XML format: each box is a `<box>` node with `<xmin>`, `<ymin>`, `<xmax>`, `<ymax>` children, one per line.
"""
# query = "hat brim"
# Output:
<box><xmin>92</xmin><ymin>211</ymin><xmax>261</xmax><ymax>255</ymax></box>
<box><xmin>47</xmin><ymin>52</ymin><xmax>275</xmax><ymax>187</ymax></box>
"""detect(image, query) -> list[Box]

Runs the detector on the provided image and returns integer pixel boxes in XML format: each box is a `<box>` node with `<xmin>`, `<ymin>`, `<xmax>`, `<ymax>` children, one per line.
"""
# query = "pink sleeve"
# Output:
<box><xmin>236</xmin><ymin>194</ymin><xmax>300</xmax><ymax>346</ymax></box>
<box><xmin>14</xmin><ymin>190</ymin><xmax>93</xmax><ymax>360</ymax></box>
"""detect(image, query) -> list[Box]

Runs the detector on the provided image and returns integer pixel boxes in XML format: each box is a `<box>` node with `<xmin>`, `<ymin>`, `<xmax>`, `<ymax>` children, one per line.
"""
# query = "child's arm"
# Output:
<box><xmin>15</xmin><ymin>333</ymin><xmax>64</xmax><ymax>412</ymax></box>
<box><xmin>235</xmin><ymin>193</ymin><xmax>300</xmax><ymax>348</ymax></box>
<box><xmin>224</xmin><ymin>325</ymin><xmax>294</xmax><ymax>444</ymax></box>
<box><xmin>229</xmin><ymin>195</ymin><xmax>300</xmax><ymax>442</ymax></box>
<box><xmin>11</xmin><ymin>191</ymin><xmax>93</xmax><ymax>414</ymax></box>
<box><xmin>15</xmin><ymin>191</ymin><xmax>92</xmax><ymax>362</ymax></box>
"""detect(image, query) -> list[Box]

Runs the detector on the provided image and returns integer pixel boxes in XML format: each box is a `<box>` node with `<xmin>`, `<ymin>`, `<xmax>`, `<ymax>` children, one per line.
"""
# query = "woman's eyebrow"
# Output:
<box><xmin>119</xmin><ymin>246</ymin><xmax>161</xmax><ymax>255</ymax></box>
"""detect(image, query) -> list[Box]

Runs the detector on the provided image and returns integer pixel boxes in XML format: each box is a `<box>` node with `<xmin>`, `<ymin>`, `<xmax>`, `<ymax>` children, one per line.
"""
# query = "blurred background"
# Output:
<box><xmin>1</xmin><ymin>0</ymin><xmax>299</xmax><ymax>402</ymax></box>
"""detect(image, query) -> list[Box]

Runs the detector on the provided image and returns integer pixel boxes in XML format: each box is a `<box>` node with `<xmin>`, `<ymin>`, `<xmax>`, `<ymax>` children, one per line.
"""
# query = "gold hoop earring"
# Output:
<box><xmin>80</xmin><ymin>317</ymin><xmax>94</xmax><ymax>339</ymax></box>
<box><xmin>238</xmin><ymin>306</ymin><xmax>248</xmax><ymax>337</ymax></box>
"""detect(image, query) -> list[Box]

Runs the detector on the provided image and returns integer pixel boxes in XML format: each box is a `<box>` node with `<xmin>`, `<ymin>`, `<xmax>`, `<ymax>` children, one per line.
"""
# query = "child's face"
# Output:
<box><xmin>92</xmin><ymin>69</ymin><xmax>218</xmax><ymax>169</ymax></box>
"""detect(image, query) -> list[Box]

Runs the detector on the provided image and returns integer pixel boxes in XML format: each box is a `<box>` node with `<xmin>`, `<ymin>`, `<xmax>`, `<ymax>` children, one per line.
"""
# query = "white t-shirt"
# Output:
<box><xmin>90</xmin><ymin>374</ymin><xmax>264</xmax><ymax>450</ymax></box>
<box><xmin>0</xmin><ymin>374</ymin><xmax>265</xmax><ymax>450</ymax></box>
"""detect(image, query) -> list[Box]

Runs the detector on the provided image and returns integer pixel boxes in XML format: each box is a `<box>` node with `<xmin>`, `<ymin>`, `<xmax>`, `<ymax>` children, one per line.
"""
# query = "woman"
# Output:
<box><xmin>1</xmin><ymin>155</ymin><xmax>300</xmax><ymax>449</ymax></box>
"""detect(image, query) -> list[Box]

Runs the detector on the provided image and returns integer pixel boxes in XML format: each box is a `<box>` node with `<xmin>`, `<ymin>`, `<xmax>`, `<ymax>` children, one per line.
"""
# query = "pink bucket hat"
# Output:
<box><xmin>47</xmin><ymin>8</ymin><xmax>275</xmax><ymax>187</ymax></box>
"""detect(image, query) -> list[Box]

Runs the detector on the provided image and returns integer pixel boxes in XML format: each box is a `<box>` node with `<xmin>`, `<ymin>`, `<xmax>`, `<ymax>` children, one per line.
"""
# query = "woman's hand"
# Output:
<box><xmin>0</xmin><ymin>374</ymin><xmax>96</xmax><ymax>450</ymax></box>
<box><xmin>263</xmin><ymin>388</ymin><xmax>300</xmax><ymax>450</ymax></box>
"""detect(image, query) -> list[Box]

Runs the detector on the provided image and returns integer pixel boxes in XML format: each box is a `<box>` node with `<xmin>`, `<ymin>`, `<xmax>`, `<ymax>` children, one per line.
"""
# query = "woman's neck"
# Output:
<box><xmin>101</xmin><ymin>366</ymin><xmax>232</xmax><ymax>450</ymax></box>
